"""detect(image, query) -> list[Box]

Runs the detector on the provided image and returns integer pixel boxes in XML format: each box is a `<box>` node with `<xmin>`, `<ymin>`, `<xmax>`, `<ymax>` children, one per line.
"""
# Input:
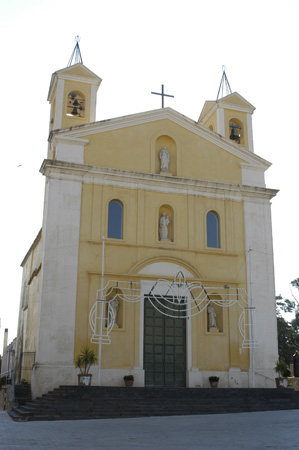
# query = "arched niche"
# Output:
<box><xmin>106</xmin><ymin>287</ymin><xmax>124</xmax><ymax>328</ymax></box>
<box><xmin>155</xmin><ymin>135</ymin><xmax>177</xmax><ymax>176</ymax></box>
<box><xmin>207</xmin><ymin>294</ymin><xmax>223</xmax><ymax>333</ymax></box>
<box><xmin>66</xmin><ymin>90</ymin><xmax>86</xmax><ymax>118</ymax></box>
<box><xmin>158</xmin><ymin>204</ymin><xmax>174</xmax><ymax>242</ymax></box>
<box><xmin>228</xmin><ymin>118</ymin><xmax>244</xmax><ymax>145</ymax></box>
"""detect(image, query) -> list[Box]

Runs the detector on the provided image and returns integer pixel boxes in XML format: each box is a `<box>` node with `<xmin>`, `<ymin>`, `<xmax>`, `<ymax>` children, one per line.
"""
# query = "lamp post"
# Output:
<box><xmin>97</xmin><ymin>235</ymin><xmax>105</xmax><ymax>386</ymax></box>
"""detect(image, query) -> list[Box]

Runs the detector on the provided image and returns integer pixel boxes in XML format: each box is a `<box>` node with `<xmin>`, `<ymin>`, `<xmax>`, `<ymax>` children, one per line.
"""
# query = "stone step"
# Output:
<box><xmin>14</xmin><ymin>384</ymin><xmax>32</xmax><ymax>406</ymax></box>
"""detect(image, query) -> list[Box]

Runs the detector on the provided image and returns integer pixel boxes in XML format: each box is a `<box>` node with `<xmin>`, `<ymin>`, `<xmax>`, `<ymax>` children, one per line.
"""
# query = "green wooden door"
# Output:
<box><xmin>144</xmin><ymin>296</ymin><xmax>186</xmax><ymax>387</ymax></box>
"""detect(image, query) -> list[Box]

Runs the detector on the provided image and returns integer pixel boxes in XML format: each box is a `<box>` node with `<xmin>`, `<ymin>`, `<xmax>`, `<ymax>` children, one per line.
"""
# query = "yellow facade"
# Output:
<box><xmin>74</xmin><ymin>174</ymin><xmax>249</xmax><ymax>373</ymax></box>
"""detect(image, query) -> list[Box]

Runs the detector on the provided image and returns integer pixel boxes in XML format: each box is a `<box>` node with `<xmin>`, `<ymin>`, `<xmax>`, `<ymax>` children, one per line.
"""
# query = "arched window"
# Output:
<box><xmin>108</xmin><ymin>200</ymin><xmax>123</xmax><ymax>239</ymax></box>
<box><xmin>206</xmin><ymin>211</ymin><xmax>220</xmax><ymax>248</ymax></box>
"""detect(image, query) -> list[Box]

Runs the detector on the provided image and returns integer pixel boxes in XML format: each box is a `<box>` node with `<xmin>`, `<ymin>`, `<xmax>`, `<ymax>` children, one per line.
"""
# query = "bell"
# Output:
<box><xmin>71</xmin><ymin>107</ymin><xmax>78</xmax><ymax>115</ymax></box>
<box><xmin>73</xmin><ymin>99</ymin><xmax>79</xmax><ymax>106</ymax></box>
<box><xmin>230</xmin><ymin>124</ymin><xmax>241</xmax><ymax>141</ymax></box>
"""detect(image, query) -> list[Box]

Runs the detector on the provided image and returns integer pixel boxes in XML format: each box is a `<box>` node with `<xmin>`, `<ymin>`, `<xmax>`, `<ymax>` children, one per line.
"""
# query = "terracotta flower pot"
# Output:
<box><xmin>275</xmin><ymin>377</ymin><xmax>288</xmax><ymax>389</ymax></box>
<box><xmin>77</xmin><ymin>374</ymin><xmax>92</xmax><ymax>386</ymax></box>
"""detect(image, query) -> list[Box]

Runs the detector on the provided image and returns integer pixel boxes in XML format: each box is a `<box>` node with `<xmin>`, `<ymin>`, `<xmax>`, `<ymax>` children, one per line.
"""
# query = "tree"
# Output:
<box><xmin>276</xmin><ymin>279</ymin><xmax>299</xmax><ymax>365</ymax></box>
<box><xmin>277</xmin><ymin>315</ymin><xmax>298</xmax><ymax>364</ymax></box>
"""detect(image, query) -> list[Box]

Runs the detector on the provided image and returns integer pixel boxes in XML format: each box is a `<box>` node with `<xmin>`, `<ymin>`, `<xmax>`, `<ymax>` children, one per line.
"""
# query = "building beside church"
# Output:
<box><xmin>1</xmin><ymin>329</ymin><xmax>16</xmax><ymax>382</ymax></box>
<box><xmin>14</xmin><ymin>47</ymin><xmax>278</xmax><ymax>398</ymax></box>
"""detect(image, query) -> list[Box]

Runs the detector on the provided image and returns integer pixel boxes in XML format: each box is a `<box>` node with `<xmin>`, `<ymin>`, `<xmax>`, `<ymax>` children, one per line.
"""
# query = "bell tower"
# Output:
<box><xmin>47</xmin><ymin>38</ymin><xmax>102</xmax><ymax>134</ymax></box>
<box><xmin>198</xmin><ymin>67</ymin><xmax>255</xmax><ymax>153</ymax></box>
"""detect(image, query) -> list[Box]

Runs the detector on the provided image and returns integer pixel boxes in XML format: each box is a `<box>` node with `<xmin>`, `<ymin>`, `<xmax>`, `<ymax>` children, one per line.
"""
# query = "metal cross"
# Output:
<box><xmin>151</xmin><ymin>84</ymin><xmax>174</xmax><ymax>108</ymax></box>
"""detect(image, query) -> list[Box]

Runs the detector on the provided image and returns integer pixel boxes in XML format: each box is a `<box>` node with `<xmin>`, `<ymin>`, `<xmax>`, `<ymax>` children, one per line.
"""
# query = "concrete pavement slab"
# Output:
<box><xmin>1</xmin><ymin>409</ymin><xmax>299</xmax><ymax>449</ymax></box>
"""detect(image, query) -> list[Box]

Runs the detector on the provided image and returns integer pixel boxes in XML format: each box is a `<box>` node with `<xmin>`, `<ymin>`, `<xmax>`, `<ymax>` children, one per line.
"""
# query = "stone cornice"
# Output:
<box><xmin>240</xmin><ymin>163</ymin><xmax>265</xmax><ymax>172</ymax></box>
<box><xmin>21</xmin><ymin>228</ymin><xmax>42</xmax><ymax>267</ymax></box>
<box><xmin>57</xmin><ymin>73</ymin><xmax>101</xmax><ymax>85</ymax></box>
<box><xmin>40</xmin><ymin>159</ymin><xmax>278</xmax><ymax>201</ymax></box>
<box><xmin>219</xmin><ymin>102</ymin><xmax>254</xmax><ymax>113</ymax></box>
<box><xmin>48</xmin><ymin>108</ymin><xmax>270</xmax><ymax>170</ymax></box>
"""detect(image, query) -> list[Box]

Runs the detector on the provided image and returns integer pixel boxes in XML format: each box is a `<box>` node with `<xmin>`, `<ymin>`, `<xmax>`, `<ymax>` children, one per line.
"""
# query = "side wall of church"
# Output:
<box><xmin>15</xmin><ymin>232</ymin><xmax>42</xmax><ymax>384</ymax></box>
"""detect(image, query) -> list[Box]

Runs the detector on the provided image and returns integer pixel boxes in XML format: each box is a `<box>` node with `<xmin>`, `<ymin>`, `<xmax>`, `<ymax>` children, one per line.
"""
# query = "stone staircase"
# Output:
<box><xmin>8</xmin><ymin>386</ymin><xmax>299</xmax><ymax>422</ymax></box>
<box><xmin>14</xmin><ymin>383</ymin><xmax>32</xmax><ymax>406</ymax></box>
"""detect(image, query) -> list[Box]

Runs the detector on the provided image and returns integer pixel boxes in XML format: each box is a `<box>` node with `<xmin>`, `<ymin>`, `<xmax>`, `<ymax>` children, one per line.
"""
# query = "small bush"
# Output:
<box><xmin>124</xmin><ymin>375</ymin><xmax>134</xmax><ymax>381</ymax></box>
<box><xmin>209</xmin><ymin>376</ymin><xmax>219</xmax><ymax>382</ymax></box>
<box><xmin>274</xmin><ymin>360</ymin><xmax>291</xmax><ymax>378</ymax></box>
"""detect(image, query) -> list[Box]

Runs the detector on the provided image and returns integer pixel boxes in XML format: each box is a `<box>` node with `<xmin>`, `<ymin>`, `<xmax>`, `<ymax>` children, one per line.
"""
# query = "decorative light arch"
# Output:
<box><xmin>89</xmin><ymin>272</ymin><xmax>258</xmax><ymax>348</ymax></box>
<box><xmin>89</xmin><ymin>239</ymin><xmax>259</xmax><ymax>386</ymax></box>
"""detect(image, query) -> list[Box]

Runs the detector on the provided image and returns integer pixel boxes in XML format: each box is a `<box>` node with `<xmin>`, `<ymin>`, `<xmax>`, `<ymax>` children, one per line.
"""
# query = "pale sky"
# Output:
<box><xmin>1</xmin><ymin>0</ymin><xmax>298</xmax><ymax>351</ymax></box>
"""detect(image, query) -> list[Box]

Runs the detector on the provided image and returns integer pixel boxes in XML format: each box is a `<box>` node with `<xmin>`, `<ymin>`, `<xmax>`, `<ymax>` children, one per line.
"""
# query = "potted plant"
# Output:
<box><xmin>209</xmin><ymin>376</ymin><xmax>219</xmax><ymax>388</ymax></box>
<box><xmin>123</xmin><ymin>375</ymin><xmax>134</xmax><ymax>387</ymax></box>
<box><xmin>274</xmin><ymin>359</ymin><xmax>291</xmax><ymax>388</ymax></box>
<box><xmin>75</xmin><ymin>347</ymin><xmax>98</xmax><ymax>386</ymax></box>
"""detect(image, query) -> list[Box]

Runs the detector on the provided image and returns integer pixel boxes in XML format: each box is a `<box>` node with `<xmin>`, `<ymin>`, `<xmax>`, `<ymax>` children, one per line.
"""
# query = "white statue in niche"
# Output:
<box><xmin>159</xmin><ymin>212</ymin><xmax>170</xmax><ymax>241</ymax></box>
<box><xmin>208</xmin><ymin>304</ymin><xmax>217</xmax><ymax>329</ymax></box>
<box><xmin>159</xmin><ymin>146</ymin><xmax>170</xmax><ymax>172</ymax></box>
<box><xmin>110</xmin><ymin>298</ymin><xmax>120</xmax><ymax>327</ymax></box>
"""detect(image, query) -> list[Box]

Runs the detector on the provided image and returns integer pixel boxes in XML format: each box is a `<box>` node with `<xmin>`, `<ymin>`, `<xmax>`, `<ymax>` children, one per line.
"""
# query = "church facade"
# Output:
<box><xmin>15</xmin><ymin>59</ymin><xmax>278</xmax><ymax>398</ymax></box>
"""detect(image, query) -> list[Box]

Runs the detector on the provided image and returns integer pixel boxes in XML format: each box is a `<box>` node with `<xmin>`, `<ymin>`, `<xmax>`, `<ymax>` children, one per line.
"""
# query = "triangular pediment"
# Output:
<box><xmin>50</xmin><ymin>107</ymin><xmax>270</xmax><ymax>170</ymax></box>
<box><xmin>199</xmin><ymin>92</ymin><xmax>255</xmax><ymax>123</ymax></box>
<box><xmin>218</xmin><ymin>92</ymin><xmax>255</xmax><ymax>112</ymax></box>
<box><xmin>48</xmin><ymin>64</ymin><xmax>101</xmax><ymax>101</ymax></box>
<box><xmin>54</xmin><ymin>64</ymin><xmax>101</xmax><ymax>81</ymax></box>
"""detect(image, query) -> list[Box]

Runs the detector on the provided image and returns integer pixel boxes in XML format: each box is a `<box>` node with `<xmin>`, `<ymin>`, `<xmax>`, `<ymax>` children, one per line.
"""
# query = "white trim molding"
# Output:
<box><xmin>40</xmin><ymin>159</ymin><xmax>278</xmax><ymax>203</ymax></box>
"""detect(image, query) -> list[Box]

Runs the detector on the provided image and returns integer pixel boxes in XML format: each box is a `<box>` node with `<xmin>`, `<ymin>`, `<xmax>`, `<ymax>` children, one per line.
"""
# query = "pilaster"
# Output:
<box><xmin>217</xmin><ymin>107</ymin><xmax>225</xmax><ymax>136</ymax></box>
<box><xmin>33</xmin><ymin>176</ymin><xmax>82</xmax><ymax>396</ymax></box>
<box><xmin>53</xmin><ymin>79</ymin><xmax>65</xmax><ymax>130</ymax></box>
<box><xmin>243</xmin><ymin>198</ymin><xmax>278</xmax><ymax>387</ymax></box>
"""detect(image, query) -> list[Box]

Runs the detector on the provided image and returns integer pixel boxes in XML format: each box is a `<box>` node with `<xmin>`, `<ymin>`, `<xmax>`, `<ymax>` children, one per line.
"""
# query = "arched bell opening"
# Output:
<box><xmin>66</xmin><ymin>90</ymin><xmax>85</xmax><ymax>118</ymax></box>
<box><xmin>229</xmin><ymin>118</ymin><xmax>243</xmax><ymax>145</ymax></box>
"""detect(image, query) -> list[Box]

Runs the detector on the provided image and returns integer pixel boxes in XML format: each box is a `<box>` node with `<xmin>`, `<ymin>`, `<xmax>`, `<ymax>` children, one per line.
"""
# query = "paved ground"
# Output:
<box><xmin>1</xmin><ymin>409</ymin><xmax>299</xmax><ymax>449</ymax></box>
